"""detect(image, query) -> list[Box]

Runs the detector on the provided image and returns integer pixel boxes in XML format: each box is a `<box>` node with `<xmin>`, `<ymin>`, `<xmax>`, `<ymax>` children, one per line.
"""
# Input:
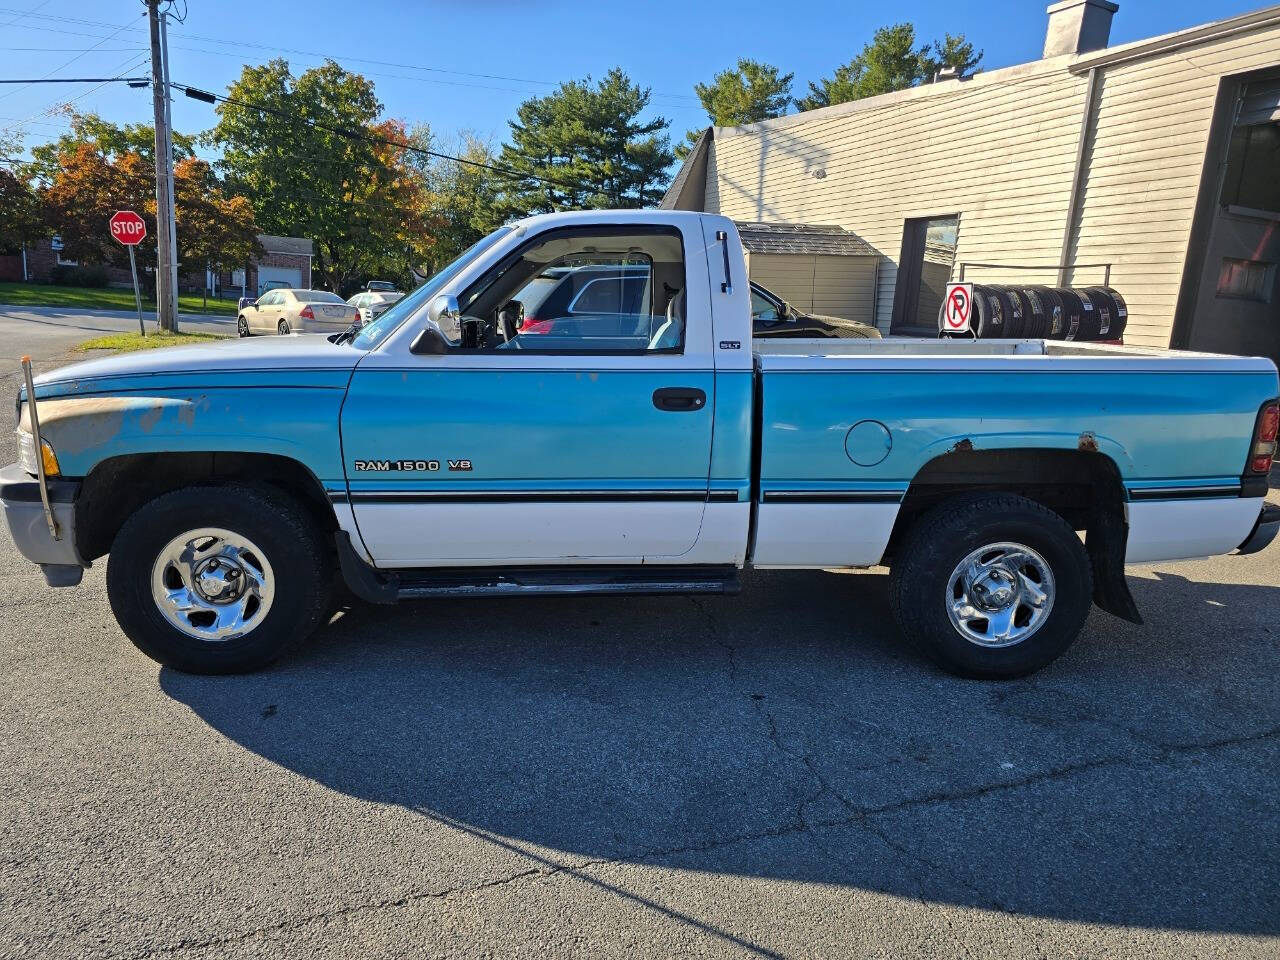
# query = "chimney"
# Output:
<box><xmin>1043</xmin><ymin>0</ymin><xmax>1118</xmax><ymax>58</ymax></box>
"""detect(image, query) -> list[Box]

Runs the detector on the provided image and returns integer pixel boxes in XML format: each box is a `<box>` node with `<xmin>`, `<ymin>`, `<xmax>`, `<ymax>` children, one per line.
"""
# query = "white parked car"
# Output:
<box><xmin>237</xmin><ymin>289</ymin><xmax>359</xmax><ymax>337</ymax></box>
<box><xmin>347</xmin><ymin>290</ymin><xmax>404</xmax><ymax>327</ymax></box>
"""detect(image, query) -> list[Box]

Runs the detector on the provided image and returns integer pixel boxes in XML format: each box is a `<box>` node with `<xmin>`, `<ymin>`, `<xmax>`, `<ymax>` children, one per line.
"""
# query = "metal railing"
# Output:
<box><xmin>956</xmin><ymin>261</ymin><xmax>1113</xmax><ymax>286</ymax></box>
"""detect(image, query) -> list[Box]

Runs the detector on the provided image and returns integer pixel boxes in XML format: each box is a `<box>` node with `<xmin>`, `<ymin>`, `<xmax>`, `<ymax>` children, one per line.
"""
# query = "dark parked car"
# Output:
<box><xmin>748</xmin><ymin>281</ymin><xmax>880</xmax><ymax>339</ymax></box>
<box><xmin>508</xmin><ymin>265</ymin><xmax>880</xmax><ymax>339</ymax></box>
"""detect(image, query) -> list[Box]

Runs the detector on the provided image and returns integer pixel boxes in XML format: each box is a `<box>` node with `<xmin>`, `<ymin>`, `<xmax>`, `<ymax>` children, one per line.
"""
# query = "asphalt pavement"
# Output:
<box><xmin>0</xmin><ymin>312</ymin><xmax>1277</xmax><ymax>958</ymax></box>
<box><xmin>0</xmin><ymin>303</ymin><xmax>233</xmax><ymax>360</ymax></box>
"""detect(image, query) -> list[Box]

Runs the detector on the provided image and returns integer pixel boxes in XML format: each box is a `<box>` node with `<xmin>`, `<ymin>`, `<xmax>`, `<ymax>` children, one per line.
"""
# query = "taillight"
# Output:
<box><xmin>299</xmin><ymin>305</ymin><xmax>314</xmax><ymax>320</ymax></box>
<box><xmin>1247</xmin><ymin>399</ymin><xmax>1279</xmax><ymax>475</ymax></box>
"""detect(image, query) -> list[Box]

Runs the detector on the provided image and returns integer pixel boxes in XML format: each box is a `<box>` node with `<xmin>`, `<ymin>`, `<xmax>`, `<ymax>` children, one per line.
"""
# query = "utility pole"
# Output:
<box><xmin>146</xmin><ymin>0</ymin><xmax>178</xmax><ymax>332</ymax></box>
<box><xmin>159</xmin><ymin>7</ymin><xmax>179</xmax><ymax>329</ymax></box>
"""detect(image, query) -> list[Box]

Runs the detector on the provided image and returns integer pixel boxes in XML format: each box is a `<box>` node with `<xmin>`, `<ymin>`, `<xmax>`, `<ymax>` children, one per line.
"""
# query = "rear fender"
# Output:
<box><xmin>918</xmin><ymin>431</ymin><xmax>1135</xmax><ymax>474</ymax></box>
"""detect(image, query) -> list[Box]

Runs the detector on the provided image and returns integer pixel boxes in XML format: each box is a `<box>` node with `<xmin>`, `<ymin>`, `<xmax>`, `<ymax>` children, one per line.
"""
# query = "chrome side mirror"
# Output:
<box><xmin>427</xmin><ymin>294</ymin><xmax>461</xmax><ymax>341</ymax></box>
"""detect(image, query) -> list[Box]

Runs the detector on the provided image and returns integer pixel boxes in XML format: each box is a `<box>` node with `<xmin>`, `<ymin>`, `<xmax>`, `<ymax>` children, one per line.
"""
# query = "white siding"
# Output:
<box><xmin>1066</xmin><ymin>24</ymin><xmax>1280</xmax><ymax>347</ymax></box>
<box><xmin>708</xmin><ymin>17</ymin><xmax>1280</xmax><ymax>344</ymax></box>
<box><xmin>747</xmin><ymin>253</ymin><xmax>878</xmax><ymax>324</ymax></box>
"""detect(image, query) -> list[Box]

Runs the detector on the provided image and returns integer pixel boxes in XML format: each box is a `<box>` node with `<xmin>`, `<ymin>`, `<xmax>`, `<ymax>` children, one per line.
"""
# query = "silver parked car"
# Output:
<box><xmin>347</xmin><ymin>290</ymin><xmax>404</xmax><ymax>327</ymax></box>
<box><xmin>237</xmin><ymin>289</ymin><xmax>359</xmax><ymax>337</ymax></box>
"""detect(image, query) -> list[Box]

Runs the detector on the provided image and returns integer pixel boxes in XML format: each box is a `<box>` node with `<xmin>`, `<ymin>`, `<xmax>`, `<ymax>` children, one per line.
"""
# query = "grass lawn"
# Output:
<box><xmin>77</xmin><ymin>331</ymin><xmax>229</xmax><ymax>352</ymax></box>
<box><xmin>0</xmin><ymin>282</ymin><xmax>239</xmax><ymax>316</ymax></box>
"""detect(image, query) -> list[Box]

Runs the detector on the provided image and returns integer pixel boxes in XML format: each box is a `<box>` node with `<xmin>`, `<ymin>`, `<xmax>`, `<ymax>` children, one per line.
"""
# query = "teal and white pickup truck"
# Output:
<box><xmin>5</xmin><ymin>211</ymin><xmax>1278</xmax><ymax>678</ymax></box>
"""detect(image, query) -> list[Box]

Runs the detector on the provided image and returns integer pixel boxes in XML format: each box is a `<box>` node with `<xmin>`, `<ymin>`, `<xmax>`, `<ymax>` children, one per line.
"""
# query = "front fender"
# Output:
<box><xmin>21</xmin><ymin>390</ymin><xmax>347</xmax><ymax>481</ymax></box>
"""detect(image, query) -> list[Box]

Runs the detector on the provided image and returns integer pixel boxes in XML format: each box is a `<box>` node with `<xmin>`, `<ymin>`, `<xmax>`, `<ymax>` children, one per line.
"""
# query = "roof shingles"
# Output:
<box><xmin>734</xmin><ymin>221</ymin><xmax>880</xmax><ymax>258</ymax></box>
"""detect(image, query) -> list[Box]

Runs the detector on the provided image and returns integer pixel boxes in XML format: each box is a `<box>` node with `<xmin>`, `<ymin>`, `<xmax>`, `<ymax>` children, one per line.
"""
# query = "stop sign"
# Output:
<box><xmin>109</xmin><ymin>210</ymin><xmax>147</xmax><ymax>246</ymax></box>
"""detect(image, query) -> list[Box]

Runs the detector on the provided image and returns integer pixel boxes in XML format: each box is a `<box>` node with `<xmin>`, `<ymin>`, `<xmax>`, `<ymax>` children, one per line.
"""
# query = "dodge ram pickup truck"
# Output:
<box><xmin>5</xmin><ymin>211</ymin><xmax>1278</xmax><ymax>679</ymax></box>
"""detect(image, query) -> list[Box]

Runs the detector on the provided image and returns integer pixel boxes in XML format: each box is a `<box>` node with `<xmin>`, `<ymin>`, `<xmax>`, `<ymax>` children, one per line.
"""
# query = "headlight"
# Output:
<box><xmin>17</xmin><ymin>429</ymin><xmax>59</xmax><ymax>477</ymax></box>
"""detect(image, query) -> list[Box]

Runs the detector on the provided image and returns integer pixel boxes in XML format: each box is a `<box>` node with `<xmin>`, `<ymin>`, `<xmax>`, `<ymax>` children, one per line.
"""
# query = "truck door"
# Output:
<box><xmin>340</xmin><ymin>221</ymin><xmax>716</xmax><ymax>566</ymax></box>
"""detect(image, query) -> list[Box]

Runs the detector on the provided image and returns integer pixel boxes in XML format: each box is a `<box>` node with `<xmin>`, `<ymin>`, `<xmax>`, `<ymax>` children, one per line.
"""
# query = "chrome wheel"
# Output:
<box><xmin>237</xmin><ymin>315</ymin><xmax>250</xmax><ymax>337</ymax></box>
<box><xmin>946</xmin><ymin>541</ymin><xmax>1055</xmax><ymax>648</ymax></box>
<box><xmin>150</xmin><ymin>528</ymin><xmax>275</xmax><ymax>641</ymax></box>
<box><xmin>278</xmin><ymin>319</ymin><xmax>290</xmax><ymax>335</ymax></box>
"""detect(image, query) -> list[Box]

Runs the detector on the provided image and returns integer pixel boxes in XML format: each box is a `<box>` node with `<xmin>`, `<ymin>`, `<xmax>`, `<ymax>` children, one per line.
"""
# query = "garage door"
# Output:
<box><xmin>746</xmin><ymin>253</ymin><xmax>877</xmax><ymax>325</ymax></box>
<box><xmin>257</xmin><ymin>265</ymin><xmax>301</xmax><ymax>294</ymax></box>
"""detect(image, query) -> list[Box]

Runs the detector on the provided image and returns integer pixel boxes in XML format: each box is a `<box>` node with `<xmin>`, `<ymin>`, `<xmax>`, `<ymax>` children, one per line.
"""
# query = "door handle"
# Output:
<box><xmin>652</xmin><ymin>387</ymin><xmax>706</xmax><ymax>412</ymax></box>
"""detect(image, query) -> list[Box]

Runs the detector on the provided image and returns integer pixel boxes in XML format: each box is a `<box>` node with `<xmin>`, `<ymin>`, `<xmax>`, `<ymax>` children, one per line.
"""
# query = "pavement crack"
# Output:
<box><xmin>119</xmin><ymin>720</ymin><xmax>1279</xmax><ymax>958</ymax></box>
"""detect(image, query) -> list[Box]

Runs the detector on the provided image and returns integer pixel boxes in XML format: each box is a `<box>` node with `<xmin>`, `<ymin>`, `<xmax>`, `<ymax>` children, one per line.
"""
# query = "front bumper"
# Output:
<box><xmin>1237</xmin><ymin>502</ymin><xmax>1280</xmax><ymax>555</ymax></box>
<box><xmin>0</xmin><ymin>462</ymin><xmax>87</xmax><ymax>585</ymax></box>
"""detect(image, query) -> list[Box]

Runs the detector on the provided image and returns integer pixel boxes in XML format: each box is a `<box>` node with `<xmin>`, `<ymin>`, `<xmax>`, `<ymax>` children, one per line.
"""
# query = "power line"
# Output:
<box><xmin>0</xmin><ymin>7</ymin><xmax>132</xmax><ymax>29</ymax></box>
<box><xmin>170</xmin><ymin>31</ymin><xmax>701</xmax><ymax>104</ymax></box>
<box><xmin>1</xmin><ymin>54</ymin><xmax>150</xmax><ymax>135</ymax></box>
<box><xmin>0</xmin><ymin>76</ymin><xmax>150</xmax><ymax>83</ymax></box>
<box><xmin>0</xmin><ymin>12</ymin><xmax>144</xmax><ymax>104</ymax></box>
<box><xmin>0</xmin><ymin>0</ymin><xmax>50</xmax><ymax>28</ymax></box>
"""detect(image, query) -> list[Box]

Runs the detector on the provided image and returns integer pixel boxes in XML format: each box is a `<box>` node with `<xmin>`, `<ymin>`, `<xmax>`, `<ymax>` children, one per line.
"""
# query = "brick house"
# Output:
<box><xmin>9</xmin><ymin>233</ymin><xmax>313</xmax><ymax>297</ymax></box>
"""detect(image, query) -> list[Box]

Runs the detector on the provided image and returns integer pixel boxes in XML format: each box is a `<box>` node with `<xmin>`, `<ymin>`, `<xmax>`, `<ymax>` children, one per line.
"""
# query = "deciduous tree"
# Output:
<box><xmin>409</xmin><ymin>125</ymin><xmax>504</xmax><ymax>273</ymax></box>
<box><xmin>172</xmin><ymin>157</ymin><xmax>261</xmax><ymax>279</ymax></box>
<box><xmin>0</xmin><ymin>135</ymin><xmax>45</xmax><ymax>250</ymax></box>
<box><xmin>209</xmin><ymin>59</ymin><xmax>434</xmax><ymax>292</ymax></box>
<box><xmin>36</xmin><ymin>117</ymin><xmax>258</xmax><ymax>281</ymax></box>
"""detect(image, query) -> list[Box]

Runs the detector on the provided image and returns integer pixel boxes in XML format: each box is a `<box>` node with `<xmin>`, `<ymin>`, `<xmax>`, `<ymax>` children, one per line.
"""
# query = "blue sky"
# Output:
<box><xmin>0</xmin><ymin>0</ymin><xmax>1265</xmax><ymax>161</ymax></box>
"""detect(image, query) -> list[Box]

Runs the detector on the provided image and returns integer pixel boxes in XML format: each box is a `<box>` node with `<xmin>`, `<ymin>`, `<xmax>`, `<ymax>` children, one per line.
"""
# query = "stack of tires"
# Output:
<box><xmin>940</xmin><ymin>285</ymin><xmax>1128</xmax><ymax>342</ymax></box>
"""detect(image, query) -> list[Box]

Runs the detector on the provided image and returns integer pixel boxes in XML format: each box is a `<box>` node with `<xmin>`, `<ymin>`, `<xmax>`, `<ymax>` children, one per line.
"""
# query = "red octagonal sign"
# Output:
<box><xmin>109</xmin><ymin>210</ymin><xmax>146</xmax><ymax>246</ymax></box>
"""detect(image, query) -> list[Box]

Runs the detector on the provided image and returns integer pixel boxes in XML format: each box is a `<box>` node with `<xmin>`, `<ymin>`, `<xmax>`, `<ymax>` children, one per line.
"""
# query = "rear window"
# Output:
<box><xmin>569</xmin><ymin>276</ymin><xmax>648</xmax><ymax>315</ymax></box>
<box><xmin>295</xmin><ymin>290</ymin><xmax>346</xmax><ymax>304</ymax></box>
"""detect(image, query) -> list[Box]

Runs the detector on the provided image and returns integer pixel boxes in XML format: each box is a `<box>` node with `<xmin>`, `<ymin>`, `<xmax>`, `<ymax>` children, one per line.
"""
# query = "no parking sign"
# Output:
<box><xmin>943</xmin><ymin>282</ymin><xmax>973</xmax><ymax>333</ymax></box>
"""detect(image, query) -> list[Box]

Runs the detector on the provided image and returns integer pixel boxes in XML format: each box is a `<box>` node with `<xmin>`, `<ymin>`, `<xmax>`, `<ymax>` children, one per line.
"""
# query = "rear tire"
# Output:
<box><xmin>278</xmin><ymin>319</ymin><xmax>290</xmax><ymax>335</ymax></box>
<box><xmin>889</xmin><ymin>493</ymin><xmax>1093</xmax><ymax>679</ymax></box>
<box><xmin>106</xmin><ymin>485</ymin><xmax>331</xmax><ymax>674</ymax></box>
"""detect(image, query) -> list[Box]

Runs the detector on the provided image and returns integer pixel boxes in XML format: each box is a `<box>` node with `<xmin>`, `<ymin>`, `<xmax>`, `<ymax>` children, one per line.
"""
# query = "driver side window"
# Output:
<box><xmin>459</xmin><ymin>226</ymin><xmax>687</xmax><ymax>354</ymax></box>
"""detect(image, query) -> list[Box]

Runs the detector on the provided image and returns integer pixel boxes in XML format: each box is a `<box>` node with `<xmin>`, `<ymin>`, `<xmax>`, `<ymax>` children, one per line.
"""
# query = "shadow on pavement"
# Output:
<box><xmin>161</xmin><ymin>566</ymin><xmax>1280</xmax><ymax>936</ymax></box>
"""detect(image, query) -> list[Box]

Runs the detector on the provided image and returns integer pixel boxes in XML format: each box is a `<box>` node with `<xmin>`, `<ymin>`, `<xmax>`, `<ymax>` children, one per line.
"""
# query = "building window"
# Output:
<box><xmin>1217</xmin><ymin>257</ymin><xmax>1274</xmax><ymax>302</ymax></box>
<box><xmin>1222</xmin><ymin>79</ymin><xmax>1280</xmax><ymax>214</ymax></box>
<box><xmin>891</xmin><ymin>214</ymin><xmax>960</xmax><ymax>335</ymax></box>
<box><xmin>51</xmin><ymin>234</ymin><xmax>77</xmax><ymax>267</ymax></box>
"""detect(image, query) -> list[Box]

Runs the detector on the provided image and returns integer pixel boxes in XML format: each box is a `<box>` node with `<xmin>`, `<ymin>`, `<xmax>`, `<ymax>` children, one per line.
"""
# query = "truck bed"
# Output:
<box><xmin>748</xmin><ymin>336</ymin><xmax>1279</xmax><ymax>569</ymax></box>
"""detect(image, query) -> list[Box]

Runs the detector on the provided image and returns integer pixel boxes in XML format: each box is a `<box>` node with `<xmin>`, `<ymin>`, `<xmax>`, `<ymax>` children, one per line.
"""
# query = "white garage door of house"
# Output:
<box><xmin>746</xmin><ymin>254</ymin><xmax>877</xmax><ymax>326</ymax></box>
<box><xmin>257</xmin><ymin>265</ymin><xmax>301</xmax><ymax>294</ymax></box>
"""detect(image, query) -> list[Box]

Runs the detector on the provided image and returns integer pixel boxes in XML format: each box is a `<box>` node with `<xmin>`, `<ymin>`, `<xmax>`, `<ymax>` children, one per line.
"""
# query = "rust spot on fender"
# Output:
<box><xmin>177</xmin><ymin>394</ymin><xmax>210</xmax><ymax>428</ymax></box>
<box><xmin>951</xmin><ymin>438</ymin><xmax>974</xmax><ymax>453</ymax></box>
<box><xmin>1078</xmin><ymin>431</ymin><xmax>1099</xmax><ymax>452</ymax></box>
<box><xmin>137</xmin><ymin>402</ymin><xmax>164</xmax><ymax>433</ymax></box>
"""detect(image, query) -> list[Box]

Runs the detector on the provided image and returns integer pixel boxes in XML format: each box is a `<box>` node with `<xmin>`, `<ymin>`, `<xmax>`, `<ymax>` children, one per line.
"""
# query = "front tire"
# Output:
<box><xmin>889</xmin><ymin>494</ymin><xmax>1093</xmax><ymax>679</ymax></box>
<box><xmin>237</xmin><ymin>315</ymin><xmax>251</xmax><ymax>337</ymax></box>
<box><xmin>106</xmin><ymin>485</ymin><xmax>331</xmax><ymax>674</ymax></box>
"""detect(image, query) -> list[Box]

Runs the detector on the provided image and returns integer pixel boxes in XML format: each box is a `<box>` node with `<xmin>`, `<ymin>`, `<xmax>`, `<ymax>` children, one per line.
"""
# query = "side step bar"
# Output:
<box><xmin>336</xmin><ymin>532</ymin><xmax>740</xmax><ymax>604</ymax></box>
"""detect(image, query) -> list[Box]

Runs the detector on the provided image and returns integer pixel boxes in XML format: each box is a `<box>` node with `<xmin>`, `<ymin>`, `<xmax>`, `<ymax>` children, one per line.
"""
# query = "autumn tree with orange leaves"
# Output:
<box><xmin>34</xmin><ymin>113</ymin><xmax>258</xmax><ymax>286</ymax></box>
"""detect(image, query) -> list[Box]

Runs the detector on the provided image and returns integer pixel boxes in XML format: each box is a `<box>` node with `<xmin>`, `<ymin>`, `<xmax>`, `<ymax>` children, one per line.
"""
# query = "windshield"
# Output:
<box><xmin>351</xmin><ymin>226</ymin><xmax>513</xmax><ymax>350</ymax></box>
